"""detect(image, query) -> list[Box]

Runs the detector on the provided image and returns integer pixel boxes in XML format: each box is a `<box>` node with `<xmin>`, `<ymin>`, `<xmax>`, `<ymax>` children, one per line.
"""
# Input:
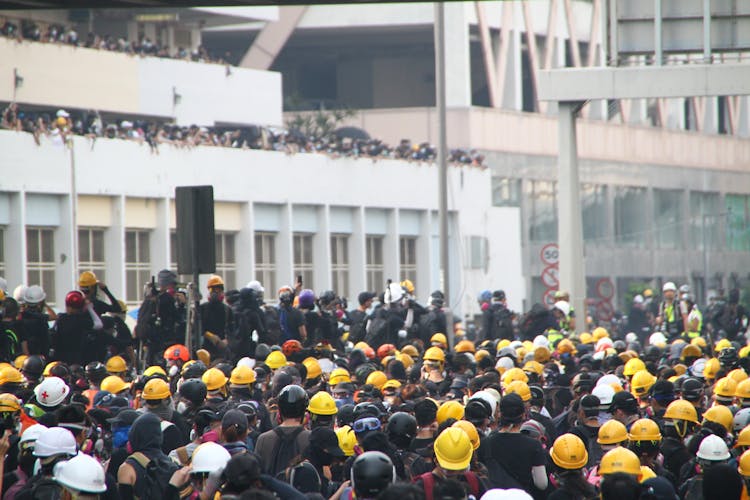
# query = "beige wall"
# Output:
<box><xmin>77</xmin><ymin>195</ymin><xmax>112</xmax><ymax>227</ymax></box>
<box><xmin>125</xmin><ymin>197</ymin><xmax>157</xmax><ymax>228</ymax></box>
<box><xmin>168</xmin><ymin>200</ymin><xmax>243</xmax><ymax>231</ymax></box>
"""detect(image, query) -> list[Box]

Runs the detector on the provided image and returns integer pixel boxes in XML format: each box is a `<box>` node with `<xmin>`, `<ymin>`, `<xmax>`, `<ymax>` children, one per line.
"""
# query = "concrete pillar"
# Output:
<box><xmin>383</xmin><ymin>210</ymin><xmax>400</xmax><ymax>284</ymax></box>
<box><xmin>504</xmin><ymin>29</ymin><xmax>523</xmax><ymax>111</ymax></box>
<box><xmin>6</xmin><ymin>191</ymin><xmax>26</xmax><ymax>291</ymax></box>
<box><xmin>314</xmin><ymin>205</ymin><xmax>331</xmax><ymax>290</ymax></box>
<box><xmin>703</xmin><ymin>96</ymin><xmax>719</xmax><ymax>134</ymax></box>
<box><xmin>278</xmin><ymin>202</ymin><xmax>294</xmax><ymax>287</ymax></box>
<box><xmin>418</xmin><ymin>210</ymin><xmax>433</xmax><ymax>294</ymax></box>
<box><xmin>55</xmin><ymin>194</ymin><xmax>75</xmax><ymax>306</ymax></box>
<box><xmin>442</xmin><ymin>2</ymin><xmax>472</xmax><ymax>107</ymax></box>
<box><xmin>350</xmin><ymin>207</ymin><xmax>367</xmax><ymax>295</ymax></box>
<box><xmin>237</xmin><ymin>202</ymin><xmax>255</xmax><ymax>287</ymax></box>
<box><xmin>153</xmin><ymin>197</ymin><xmax>171</xmax><ymax>274</ymax></box>
<box><xmin>557</xmin><ymin>102</ymin><xmax>586</xmax><ymax>333</ymax></box>
<box><xmin>106</xmin><ymin>195</ymin><xmax>126</xmax><ymax>300</ymax></box>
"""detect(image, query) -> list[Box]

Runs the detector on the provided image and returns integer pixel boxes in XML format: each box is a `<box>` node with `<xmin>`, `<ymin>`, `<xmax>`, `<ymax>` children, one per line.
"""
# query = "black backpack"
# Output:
<box><xmin>269</xmin><ymin>427</ymin><xmax>305</xmax><ymax>476</ymax></box>
<box><xmin>718</xmin><ymin>304</ymin><xmax>742</xmax><ymax>338</ymax></box>
<box><xmin>492</xmin><ymin>306</ymin><xmax>514</xmax><ymax>340</ymax></box>
<box><xmin>126</xmin><ymin>451</ymin><xmax>179</xmax><ymax>500</ymax></box>
<box><xmin>19</xmin><ymin>476</ymin><xmax>62</xmax><ymax>500</ymax></box>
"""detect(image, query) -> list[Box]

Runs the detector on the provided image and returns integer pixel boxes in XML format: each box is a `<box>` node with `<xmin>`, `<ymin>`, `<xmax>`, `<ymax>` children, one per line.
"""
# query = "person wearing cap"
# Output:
<box><xmin>135</xmin><ymin>269</ymin><xmax>186</xmax><ymax>365</ymax></box>
<box><xmin>477</xmin><ymin>393</ymin><xmax>548</xmax><ymax>494</ymax></box>
<box><xmin>221</xmin><ymin>409</ymin><xmax>249</xmax><ymax>456</ymax></box>
<box><xmin>481</xmin><ymin>290</ymin><xmax>514</xmax><ymax>342</ymax></box>
<box><xmin>106</xmin><ymin>409</ymin><xmax>140</xmax><ymax>475</ymax></box>
<box><xmin>611</xmin><ymin>391</ymin><xmax>641</xmax><ymax>430</ymax></box>
<box><xmin>647</xmin><ymin>379</ymin><xmax>676</xmax><ymax>425</ymax></box>
<box><xmin>283</xmin><ymin>426</ymin><xmax>345</xmax><ymax>496</ymax></box>
<box><xmin>348</xmin><ymin>292</ymin><xmax>376</xmax><ymax>344</ymax></box>
<box><xmin>569</xmin><ymin>394</ymin><xmax>604</xmax><ymax>467</ymax></box>
<box><xmin>199</xmin><ymin>274</ymin><xmax>233</xmax><ymax>360</ymax></box>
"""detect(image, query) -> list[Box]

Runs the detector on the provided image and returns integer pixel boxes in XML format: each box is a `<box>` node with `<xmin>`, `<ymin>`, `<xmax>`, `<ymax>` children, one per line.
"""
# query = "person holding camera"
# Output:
<box><xmin>136</xmin><ymin>270</ymin><xmax>186</xmax><ymax>366</ymax></box>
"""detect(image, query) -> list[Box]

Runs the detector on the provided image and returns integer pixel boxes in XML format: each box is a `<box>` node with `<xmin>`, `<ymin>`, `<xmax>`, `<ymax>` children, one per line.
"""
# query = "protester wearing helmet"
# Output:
<box><xmin>679</xmin><ymin>434</ymin><xmax>732</xmax><ymax>499</ymax></box>
<box><xmin>78</xmin><ymin>271</ymin><xmax>123</xmax><ymax>318</ymax></box>
<box><xmin>198</xmin><ymin>275</ymin><xmax>233</xmax><ymax>359</ymax></box>
<box><xmin>278</xmin><ymin>285</ymin><xmax>307</xmax><ymax>345</ymax></box>
<box><xmin>20</xmin><ymin>427</ymin><xmax>77</xmax><ymax>498</ymax></box>
<box><xmin>549</xmin><ymin>433</ymin><xmax>596</xmax><ymax>500</ymax></box>
<box><xmin>19</xmin><ymin>285</ymin><xmax>56</xmax><ymax>357</ymax></box>
<box><xmin>308</xmin><ymin>391</ymin><xmax>338</xmax><ymax>429</ymax></box>
<box><xmin>661</xmin><ymin>399</ymin><xmax>698</xmax><ymax>479</ymax></box>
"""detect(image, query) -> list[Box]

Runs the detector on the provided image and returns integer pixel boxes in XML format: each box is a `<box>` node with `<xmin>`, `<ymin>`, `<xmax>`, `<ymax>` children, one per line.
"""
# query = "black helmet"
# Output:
<box><xmin>681</xmin><ymin>377</ymin><xmax>704</xmax><ymax>401</ymax></box>
<box><xmin>278</xmin><ymin>385</ymin><xmax>308</xmax><ymax>419</ymax></box>
<box><xmin>386</xmin><ymin>412</ymin><xmax>416</xmax><ymax>448</ymax></box>
<box><xmin>355</xmin><ymin>363</ymin><xmax>376</xmax><ymax>383</ymax></box>
<box><xmin>352</xmin><ymin>451</ymin><xmax>395</xmax><ymax>497</ymax></box>
<box><xmin>22</xmin><ymin>355</ymin><xmax>45</xmax><ymax>379</ymax></box>
<box><xmin>215</xmin><ymin>362</ymin><xmax>233</xmax><ymax>379</ymax></box>
<box><xmin>255</xmin><ymin>344</ymin><xmax>271</xmax><ymax>361</ymax></box>
<box><xmin>236</xmin><ymin>401</ymin><xmax>258</xmax><ymax>419</ymax></box>
<box><xmin>182</xmin><ymin>361</ymin><xmax>207</xmax><ymax>380</ymax></box>
<box><xmin>353</xmin><ymin>402</ymin><xmax>382</xmax><ymax>421</ymax></box>
<box><xmin>337</xmin><ymin>404</ymin><xmax>356</xmax><ymax>427</ymax></box>
<box><xmin>319</xmin><ymin>290</ymin><xmax>336</xmax><ymax>306</ymax></box>
<box><xmin>719</xmin><ymin>347</ymin><xmax>739</xmax><ymax>369</ymax></box>
<box><xmin>85</xmin><ymin>362</ymin><xmax>107</xmax><ymax>383</ymax></box>
<box><xmin>179</xmin><ymin>378</ymin><xmax>207</xmax><ymax>405</ymax></box>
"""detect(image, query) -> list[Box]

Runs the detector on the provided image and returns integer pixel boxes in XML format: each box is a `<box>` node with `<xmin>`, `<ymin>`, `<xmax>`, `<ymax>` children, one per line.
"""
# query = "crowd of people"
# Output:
<box><xmin>0</xmin><ymin>103</ymin><xmax>487</xmax><ymax>167</ymax></box>
<box><xmin>0</xmin><ymin>270</ymin><xmax>748</xmax><ymax>499</ymax></box>
<box><xmin>0</xmin><ymin>17</ymin><xmax>232</xmax><ymax>65</ymax></box>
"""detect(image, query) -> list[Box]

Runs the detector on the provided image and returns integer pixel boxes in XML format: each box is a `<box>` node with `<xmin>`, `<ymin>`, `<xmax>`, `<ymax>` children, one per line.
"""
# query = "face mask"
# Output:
<box><xmin>169</xmin><ymin>365</ymin><xmax>179</xmax><ymax>378</ymax></box>
<box><xmin>177</xmin><ymin>401</ymin><xmax>188</xmax><ymax>414</ymax></box>
<box><xmin>209</xmin><ymin>291</ymin><xmax>224</xmax><ymax>302</ymax></box>
<box><xmin>113</xmin><ymin>427</ymin><xmax>129</xmax><ymax>449</ymax></box>
<box><xmin>190</xmin><ymin>429</ymin><xmax>197</xmax><ymax>441</ymax></box>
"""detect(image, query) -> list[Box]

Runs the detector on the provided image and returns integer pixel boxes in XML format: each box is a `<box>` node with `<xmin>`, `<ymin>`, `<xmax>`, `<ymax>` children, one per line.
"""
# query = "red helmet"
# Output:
<box><xmin>65</xmin><ymin>291</ymin><xmax>85</xmax><ymax>309</ymax></box>
<box><xmin>163</xmin><ymin>344</ymin><xmax>190</xmax><ymax>362</ymax></box>
<box><xmin>377</xmin><ymin>344</ymin><xmax>396</xmax><ymax>359</ymax></box>
<box><xmin>282</xmin><ymin>340</ymin><xmax>303</xmax><ymax>357</ymax></box>
<box><xmin>363</xmin><ymin>347</ymin><xmax>376</xmax><ymax>360</ymax></box>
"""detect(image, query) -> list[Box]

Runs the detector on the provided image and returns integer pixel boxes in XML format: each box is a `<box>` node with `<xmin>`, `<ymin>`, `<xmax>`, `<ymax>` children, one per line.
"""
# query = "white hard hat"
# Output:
<box><xmin>662</xmin><ymin>282</ymin><xmax>677</xmax><ymax>292</ymax></box>
<box><xmin>596</xmin><ymin>374</ymin><xmax>622</xmax><ymax>389</ymax></box>
<box><xmin>649</xmin><ymin>332</ymin><xmax>667</xmax><ymax>347</ymax></box>
<box><xmin>734</xmin><ymin>408</ymin><xmax>750</xmax><ymax>432</ymax></box>
<box><xmin>34</xmin><ymin>377</ymin><xmax>70</xmax><ymax>408</ymax></box>
<box><xmin>13</xmin><ymin>285</ymin><xmax>27</xmax><ymax>304</ymax></box>
<box><xmin>533</xmin><ymin>335</ymin><xmax>549</xmax><ymax>348</ymax></box>
<box><xmin>23</xmin><ymin>285</ymin><xmax>46</xmax><ymax>305</ymax></box>
<box><xmin>236</xmin><ymin>357</ymin><xmax>255</xmax><ymax>369</ymax></box>
<box><xmin>481</xmin><ymin>489</ymin><xmax>533</xmax><ymax>500</ymax></box>
<box><xmin>0</xmin><ymin>277</ymin><xmax>7</xmax><ymax>294</ymax></box>
<box><xmin>592</xmin><ymin>384</ymin><xmax>615</xmax><ymax>407</ymax></box>
<box><xmin>19</xmin><ymin>424</ymin><xmax>48</xmax><ymax>445</ymax></box>
<box><xmin>509</xmin><ymin>341</ymin><xmax>523</xmax><ymax>350</ymax></box>
<box><xmin>595</xmin><ymin>337</ymin><xmax>614</xmax><ymax>353</ymax></box>
<box><xmin>387</xmin><ymin>282</ymin><xmax>403</xmax><ymax>303</ymax></box>
<box><xmin>33</xmin><ymin>427</ymin><xmax>77</xmax><ymax>457</ymax></box>
<box><xmin>318</xmin><ymin>358</ymin><xmax>335</xmax><ymax>374</ymax></box>
<box><xmin>56</xmin><ymin>109</ymin><xmax>70</xmax><ymax>118</ymax></box>
<box><xmin>470</xmin><ymin>390</ymin><xmax>498</xmax><ymax>416</ymax></box>
<box><xmin>495</xmin><ymin>357</ymin><xmax>515</xmax><ymax>372</ymax></box>
<box><xmin>633</xmin><ymin>295</ymin><xmax>644</xmax><ymax>305</ymax></box>
<box><xmin>696</xmin><ymin>434</ymin><xmax>730</xmax><ymax>461</ymax></box>
<box><xmin>691</xmin><ymin>358</ymin><xmax>707</xmax><ymax>379</ymax></box>
<box><xmin>625</xmin><ymin>332</ymin><xmax>638</xmax><ymax>344</ymax></box>
<box><xmin>554</xmin><ymin>301</ymin><xmax>571</xmax><ymax>317</ymax></box>
<box><xmin>53</xmin><ymin>453</ymin><xmax>106</xmax><ymax>493</ymax></box>
<box><xmin>191</xmin><ymin>442</ymin><xmax>231</xmax><ymax>474</ymax></box>
<box><xmin>246</xmin><ymin>280</ymin><xmax>265</xmax><ymax>294</ymax></box>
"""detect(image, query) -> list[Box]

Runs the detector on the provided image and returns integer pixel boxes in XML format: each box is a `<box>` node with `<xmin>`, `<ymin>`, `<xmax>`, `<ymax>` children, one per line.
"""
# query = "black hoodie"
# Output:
<box><xmin>120</xmin><ymin>413</ymin><xmax>179</xmax><ymax>500</ymax></box>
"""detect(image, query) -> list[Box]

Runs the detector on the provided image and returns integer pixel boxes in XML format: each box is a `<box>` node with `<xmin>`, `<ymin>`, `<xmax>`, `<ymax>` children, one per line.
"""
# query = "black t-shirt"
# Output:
<box><xmin>200</xmin><ymin>300</ymin><xmax>233</xmax><ymax>339</ymax></box>
<box><xmin>478</xmin><ymin>431</ymin><xmax>546</xmax><ymax>494</ymax></box>
<box><xmin>52</xmin><ymin>312</ymin><xmax>95</xmax><ymax>365</ymax></box>
<box><xmin>19</xmin><ymin>310</ymin><xmax>50</xmax><ymax>356</ymax></box>
<box><xmin>279</xmin><ymin>306</ymin><xmax>305</xmax><ymax>343</ymax></box>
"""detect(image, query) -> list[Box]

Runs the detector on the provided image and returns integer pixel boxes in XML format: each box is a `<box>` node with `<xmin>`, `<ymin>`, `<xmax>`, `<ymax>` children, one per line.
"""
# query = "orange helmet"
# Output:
<box><xmin>363</xmin><ymin>347</ymin><xmax>376</xmax><ymax>360</ymax></box>
<box><xmin>282</xmin><ymin>340</ymin><xmax>303</xmax><ymax>357</ymax></box>
<box><xmin>377</xmin><ymin>344</ymin><xmax>397</xmax><ymax>359</ymax></box>
<box><xmin>163</xmin><ymin>344</ymin><xmax>190</xmax><ymax>362</ymax></box>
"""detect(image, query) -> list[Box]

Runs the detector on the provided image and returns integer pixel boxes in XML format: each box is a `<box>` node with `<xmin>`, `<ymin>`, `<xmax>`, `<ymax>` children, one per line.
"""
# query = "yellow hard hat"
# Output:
<box><xmin>592</xmin><ymin>327</ymin><xmax>609</xmax><ymax>341</ymax></box>
<box><xmin>78</xmin><ymin>271</ymin><xmax>97</xmax><ymax>288</ymax></box>
<box><xmin>455</xmin><ymin>340</ymin><xmax>475</xmax><ymax>353</ymax></box>
<box><xmin>424</xmin><ymin>347</ymin><xmax>446</xmax><ymax>363</ymax></box>
<box><xmin>716</xmin><ymin>339</ymin><xmax>733</xmax><ymax>352</ymax></box>
<box><xmin>400</xmin><ymin>279</ymin><xmax>415</xmax><ymax>294</ymax></box>
<box><xmin>534</xmin><ymin>346</ymin><xmax>551</xmax><ymax>363</ymax></box>
<box><xmin>382</xmin><ymin>379</ymin><xmax>402</xmax><ymax>391</ymax></box>
<box><xmin>105</xmin><ymin>356</ymin><xmax>127</xmax><ymax>374</ymax></box>
<box><xmin>737</xmin><ymin>379</ymin><xmax>750</xmax><ymax>400</ymax></box>
<box><xmin>308</xmin><ymin>391</ymin><xmax>338</xmax><ymax>416</ymax></box>
<box><xmin>579</xmin><ymin>333</ymin><xmax>594</xmax><ymax>345</ymax></box>
<box><xmin>704</xmin><ymin>358</ymin><xmax>721</xmax><ymax>380</ymax></box>
<box><xmin>628</xmin><ymin>418</ymin><xmax>662</xmax><ymax>442</ymax></box>
<box><xmin>143</xmin><ymin>378</ymin><xmax>171</xmax><ymax>400</ymax></box>
<box><xmin>202</xmin><ymin>368</ymin><xmax>228</xmax><ymax>392</ymax></box>
<box><xmin>598</xmin><ymin>447</ymin><xmax>641</xmax><ymax>476</ymax></box>
<box><xmin>365</xmin><ymin>370</ymin><xmax>387</xmax><ymax>390</ymax></box>
<box><xmin>681</xmin><ymin>344</ymin><xmax>702</xmax><ymax>361</ymax></box>
<box><xmin>43</xmin><ymin>362</ymin><xmax>59</xmax><ymax>377</ymax></box>
<box><xmin>0</xmin><ymin>393</ymin><xmax>21</xmax><ymax>413</ymax></box>
<box><xmin>523</xmin><ymin>361</ymin><xmax>544</xmax><ymax>376</ymax></box>
<box><xmin>452</xmin><ymin>420</ymin><xmax>480</xmax><ymax>450</ymax></box>
<box><xmin>673</xmin><ymin>364</ymin><xmax>688</xmax><ymax>376</ymax></box>
<box><xmin>664</xmin><ymin>399</ymin><xmax>698</xmax><ymax>423</ymax></box>
<box><xmin>623</xmin><ymin>358</ymin><xmax>646</xmax><ymax>377</ymax></box>
<box><xmin>597</xmin><ymin>420</ymin><xmax>628</xmax><ymax>445</ymax></box>
<box><xmin>740</xmin><ymin>346</ymin><xmax>750</xmax><ymax>359</ymax></box>
<box><xmin>303</xmin><ymin>357</ymin><xmax>322</xmax><ymax>380</ymax></box>
<box><xmin>13</xmin><ymin>355</ymin><xmax>27</xmax><ymax>371</ymax></box>
<box><xmin>430</xmin><ymin>333</ymin><xmax>447</xmax><ymax>348</ymax></box>
<box><xmin>736</xmin><ymin>427</ymin><xmax>750</xmax><ymax>448</ymax></box>
<box><xmin>739</xmin><ymin>449</ymin><xmax>750</xmax><ymax>477</ymax></box>
<box><xmin>328</xmin><ymin>368</ymin><xmax>351</xmax><ymax>386</ymax></box>
<box><xmin>100</xmin><ymin>375</ymin><xmax>130</xmax><ymax>394</ymax></box>
<box><xmin>630</xmin><ymin>370</ymin><xmax>656</xmax><ymax>397</ymax></box>
<box><xmin>550</xmin><ymin>433</ymin><xmax>588</xmax><ymax>470</ymax></box>
<box><xmin>144</xmin><ymin>365</ymin><xmax>167</xmax><ymax>378</ymax></box>
<box><xmin>502</xmin><ymin>367</ymin><xmax>529</xmax><ymax>386</ymax></box>
<box><xmin>691</xmin><ymin>337</ymin><xmax>707</xmax><ymax>349</ymax></box>
<box><xmin>729</xmin><ymin>369</ymin><xmax>749</xmax><ymax>384</ymax></box>
<box><xmin>0</xmin><ymin>366</ymin><xmax>24</xmax><ymax>385</ymax></box>
<box><xmin>703</xmin><ymin>405</ymin><xmax>733</xmax><ymax>432</ymax></box>
<box><xmin>397</xmin><ymin>352</ymin><xmax>414</xmax><ymax>369</ymax></box>
<box><xmin>496</xmin><ymin>339</ymin><xmax>511</xmax><ymax>351</ymax></box>
<box><xmin>196</xmin><ymin>349</ymin><xmax>211</xmax><ymax>367</ymax></box>
<box><xmin>401</xmin><ymin>345</ymin><xmax>419</xmax><ymax>359</ymax></box>
<box><xmin>557</xmin><ymin>339</ymin><xmax>576</xmax><ymax>355</ymax></box>
<box><xmin>433</xmin><ymin>427</ymin><xmax>473</xmax><ymax>471</ymax></box>
<box><xmin>639</xmin><ymin>466</ymin><xmax>656</xmax><ymax>483</ymax></box>
<box><xmin>506</xmin><ymin>380</ymin><xmax>532</xmax><ymax>402</ymax></box>
<box><xmin>207</xmin><ymin>275</ymin><xmax>224</xmax><ymax>288</ymax></box>
<box><xmin>475</xmin><ymin>350</ymin><xmax>491</xmax><ymax>362</ymax></box>
<box><xmin>336</xmin><ymin>426</ymin><xmax>356</xmax><ymax>456</ymax></box>
<box><xmin>354</xmin><ymin>341</ymin><xmax>371</xmax><ymax>351</ymax></box>
<box><xmin>265</xmin><ymin>351</ymin><xmax>288</xmax><ymax>370</ymax></box>
<box><xmin>230</xmin><ymin>365</ymin><xmax>256</xmax><ymax>385</ymax></box>
<box><xmin>436</xmin><ymin>400</ymin><xmax>465</xmax><ymax>424</ymax></box>
<box><xmin>714</xmin><ymin>377</ymin><xmax>738</xmax><ymax>399</ymax></box>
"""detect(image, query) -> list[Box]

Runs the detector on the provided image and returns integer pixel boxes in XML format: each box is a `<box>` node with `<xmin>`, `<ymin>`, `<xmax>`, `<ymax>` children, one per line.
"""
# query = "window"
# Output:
<box><xmin>330</xmin><ymin>235</ymin><xmax>349</xmax><ymax>298</ymax></box>
<box><xmin>726</xmin><ymin>194</ymin><xmax>750</xmax><ymax>252</ymax></box>
<box><xmin>492</xmin><ymin>178</ymin><xmax>522</xmax><ymax>207</ymax></box>
<box><xmin>215</xmin><ymin>232</ymin><xmax>237</xmax><ymax>290</ymax></box>
<box><xmin>254</xmin><ymin>232</ymin><xmax>277</xmax><ymax>295</ymax></box>
<box><xmin>399</xmin><ymin>237</ymin><xmax>417</xmax><ymax>283</ymax></box>
<box><xmin>366</xmin><ymin>236</ymin><xmax>384</xmax><ymax>292</ymax></box>
<box><xmin>614</xmin><ymin>186</ymin><xmax>648</xmax><ymax>247</ymax></box>
<box><xmin>690</xmin><ymin>192</ymin><xmax>720</xmax><ymax>250</ymax></box>
<box><xmin>527</xmin><ymin>180</ymin><xmax>558</xmax><ymax>242</ymax></box>
<box><xmin>125</xmin><ymin>230</ymin><xmax>150</xmax><ymax>303</ymax></box>
<box><xmin>653</xmin><ymin>189</ymin><xmax>683</xmax><ymax>249</ymax></box>
<box><xmin>293</xmin><ymin>234</ymin><xmax>314</xmax><ymax>289</ymax></box>
<box><xmin>26</xmin><ymin>227</ymin><xmax>55</xmax><ymax>303</ymax></box>
<box><xmin>466</xmin><ymin>236</ymin><xmax>488</xmax><ymax>271</ymax></box>
<box><xmin>581</xmin><ymin>184</ymin><xmax>608</xmax><ymax>243</ymax></box>
<box><xmin>78</xmin><ymin>228</ymin><xmax>106</xmax><ymax>282</ymax></box>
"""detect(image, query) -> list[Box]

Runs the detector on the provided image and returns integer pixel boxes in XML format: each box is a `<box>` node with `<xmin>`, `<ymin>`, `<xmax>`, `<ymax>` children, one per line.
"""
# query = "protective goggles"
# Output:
<box><xmin>352</xmin><ymin>417</ymin><xmax>381</xmax><ymax>434</ymax></box>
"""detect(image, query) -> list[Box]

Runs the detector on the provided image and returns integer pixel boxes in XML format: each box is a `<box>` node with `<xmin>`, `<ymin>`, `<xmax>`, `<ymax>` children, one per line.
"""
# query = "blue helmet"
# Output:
<box><xmin>478</xmin><ymin>290</ymin><xmax>492</xmax><ymax>303</ymax></box>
